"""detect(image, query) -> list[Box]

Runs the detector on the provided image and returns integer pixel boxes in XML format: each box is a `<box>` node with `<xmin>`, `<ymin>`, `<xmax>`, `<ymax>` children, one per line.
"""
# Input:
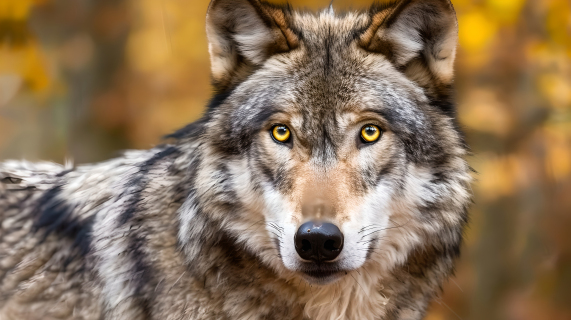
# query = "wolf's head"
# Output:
<box><xmin>177</xmin><ymin>0</ymin><xmax>471</xmax><ymax>287</ymax></box>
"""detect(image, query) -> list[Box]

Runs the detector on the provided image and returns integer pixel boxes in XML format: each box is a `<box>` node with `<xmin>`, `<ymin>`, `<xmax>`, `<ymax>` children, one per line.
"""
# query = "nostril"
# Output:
<box><xmin>301</xmin><ymin>239</ymin><xmax>312</xmax><ymax>252</ymax></box>
<box><xmin>323</xmin><ymin>239</ymin><xmax>339</xmax><ymax>252</ymax></box>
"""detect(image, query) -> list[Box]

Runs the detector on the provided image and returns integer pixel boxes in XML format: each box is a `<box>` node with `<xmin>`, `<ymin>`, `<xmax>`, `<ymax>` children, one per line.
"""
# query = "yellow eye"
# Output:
<box><xmin>361</xmin><ymin>125</ymin><xmax>381</xmax><ymax>143</ymax></box>
<box><xmin>272</xmin><ymin>125</ymin><xmax>291</xmax><ymax>143</ymax></box>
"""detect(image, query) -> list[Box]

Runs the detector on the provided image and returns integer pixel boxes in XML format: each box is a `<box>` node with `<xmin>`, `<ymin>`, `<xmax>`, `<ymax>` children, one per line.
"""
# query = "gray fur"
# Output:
<box><xmin>0</xmin><ymin>1</ymin><xmax>471</xmax><ymax>319</ymax></box>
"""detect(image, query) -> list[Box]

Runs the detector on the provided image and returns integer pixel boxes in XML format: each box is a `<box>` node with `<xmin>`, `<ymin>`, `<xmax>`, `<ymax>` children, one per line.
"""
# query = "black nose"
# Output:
<box><xmin>294</xmin><ymin>221</ymin><xmax>344</xmax><ymax>263</ymax></box>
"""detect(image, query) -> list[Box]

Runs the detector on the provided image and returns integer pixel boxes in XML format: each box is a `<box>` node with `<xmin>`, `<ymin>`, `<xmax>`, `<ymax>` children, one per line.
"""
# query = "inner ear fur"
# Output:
<box><xmin>359</xmin><ymin>0</ymin><xmax>458</xmax><ymax>92</ymax></box>
<box><xmin>206</xmin><ymin>0</ymin><xmax>299</xmax><ymax>91</ymax></box>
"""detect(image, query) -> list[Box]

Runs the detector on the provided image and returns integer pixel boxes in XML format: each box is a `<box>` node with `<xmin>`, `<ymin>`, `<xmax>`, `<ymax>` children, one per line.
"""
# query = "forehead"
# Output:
<box><xmin>292</xmin><ymin>10</ymin><xmax>369</xmax><ymax>46</ymax></box>
<box><xmin>269</xmin><ymin>11</ymin><xmax>424</xmax><ymax>115</ymax></box>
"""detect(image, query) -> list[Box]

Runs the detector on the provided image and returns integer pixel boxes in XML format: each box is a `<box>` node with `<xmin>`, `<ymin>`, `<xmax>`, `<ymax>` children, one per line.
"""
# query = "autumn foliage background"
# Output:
<box><xmin>1</xmin><ymin>0</ymin><xmax>570</xmax><ymax>319</ymax></box>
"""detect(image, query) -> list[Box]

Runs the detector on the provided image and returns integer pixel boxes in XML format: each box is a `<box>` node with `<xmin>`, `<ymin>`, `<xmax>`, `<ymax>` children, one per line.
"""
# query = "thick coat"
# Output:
<box><xmin>0</xmin><ymin>1</ymin><xmax>472</xmax><ymax>319</ymax></box>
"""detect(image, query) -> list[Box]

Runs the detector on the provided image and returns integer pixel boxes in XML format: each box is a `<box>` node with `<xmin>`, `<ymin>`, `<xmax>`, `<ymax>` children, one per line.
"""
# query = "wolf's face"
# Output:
<box><xmin>186</xmin><ymin>0</ymin><xmax>470</xmax><ymax>286</ymax></box>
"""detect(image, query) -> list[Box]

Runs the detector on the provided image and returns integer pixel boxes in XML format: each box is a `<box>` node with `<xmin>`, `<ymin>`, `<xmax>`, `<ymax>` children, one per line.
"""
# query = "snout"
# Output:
<box><xmin>294</xmin><ymin>221</ymin><xmax>344</xmax><ymax>263</ymax></box>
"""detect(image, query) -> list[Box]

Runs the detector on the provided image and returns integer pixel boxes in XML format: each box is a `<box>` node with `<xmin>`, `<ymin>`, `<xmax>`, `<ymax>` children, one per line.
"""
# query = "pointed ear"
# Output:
<box><xmin>206</xmin><ymin>0</ymin><xmax>299</xmax><ymax>91</ymax></box>
<box><xmin>359</xmin><ymin>0</ymin><xmax>458</xmax><ymax>92</ymax></box>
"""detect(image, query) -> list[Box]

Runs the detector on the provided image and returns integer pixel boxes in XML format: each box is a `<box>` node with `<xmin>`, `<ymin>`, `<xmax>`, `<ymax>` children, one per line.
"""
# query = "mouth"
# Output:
<box><xmin>300</xmin><ymin>265</ymin><xmax>345</xmax><ymax>284</ymax></box>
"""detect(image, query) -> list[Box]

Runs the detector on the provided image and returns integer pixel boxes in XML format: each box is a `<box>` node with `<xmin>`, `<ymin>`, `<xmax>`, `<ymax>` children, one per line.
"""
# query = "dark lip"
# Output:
<box><xmin>302</xmin><ymin>268</ymin><xmax>341</xmax><ymax>279</ymax></box>
<box><xmin>300</xmin><ymin>268</ymin><xmax>345</xmax><ymax>285</ymax></box>
<box><xmin>298</xmin><ymin>262</ymin><xmax>347</xmax><ymax>283</ymax></box>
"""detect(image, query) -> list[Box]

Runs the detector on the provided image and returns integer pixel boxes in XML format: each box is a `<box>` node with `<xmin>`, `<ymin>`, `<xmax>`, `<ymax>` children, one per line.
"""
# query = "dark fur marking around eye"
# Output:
<box><xmin>371</xmin><ymin>106</ymin><xmax>456</xmax><ymax>165</ymax></box>
<box><xmin>211</xmin><ymin>97</ymin><xmax>282</xmax><ymax>155</ymax></box>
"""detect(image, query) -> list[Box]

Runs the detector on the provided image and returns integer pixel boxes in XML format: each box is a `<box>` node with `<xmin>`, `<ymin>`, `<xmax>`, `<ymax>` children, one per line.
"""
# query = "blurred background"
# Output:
<box><xmin>0</xmin><ymin>0</ymin><xmax>570</xmax><ymax>319</ymax></box>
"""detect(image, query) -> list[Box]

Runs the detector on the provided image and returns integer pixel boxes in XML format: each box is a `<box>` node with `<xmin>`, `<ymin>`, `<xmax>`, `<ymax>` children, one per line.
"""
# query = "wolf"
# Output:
<box><xmin>0</xmin><ymin>0</ymin><xmax>472</xmax><ymax>319</ymax></box>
